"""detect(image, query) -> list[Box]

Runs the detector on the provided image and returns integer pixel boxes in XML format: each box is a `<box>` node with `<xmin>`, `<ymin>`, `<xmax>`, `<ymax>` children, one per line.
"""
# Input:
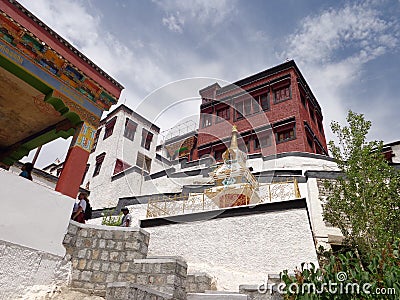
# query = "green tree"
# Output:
<box><xmin>279</xmin><ymin>112</ymin><xmax>400</xmax><ymax>299</ymax></box>
<box><xmin>324</xmin><ymin>111</ymin><xmax>400</xmax><ymax>260</ymax></box>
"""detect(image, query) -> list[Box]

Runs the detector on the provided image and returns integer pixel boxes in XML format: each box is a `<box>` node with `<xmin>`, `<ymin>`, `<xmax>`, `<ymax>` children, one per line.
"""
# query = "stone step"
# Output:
<box><xmin>187</xmin><ymin>292</ymin><xmax>247</xmax><ymax>300</ymax></box>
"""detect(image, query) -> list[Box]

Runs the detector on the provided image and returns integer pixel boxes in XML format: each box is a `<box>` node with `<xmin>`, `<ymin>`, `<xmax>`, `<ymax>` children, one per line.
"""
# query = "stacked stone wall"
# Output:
<box><xmin>129</xmin><ymin>257</ymin><xmax>187</xmax><ymax>299</ymax></box>
<box><xmin>107</xmin><ymin>282</ymin><xmax>173</xmax><ymax>300</ymax></box>
<box><xmin>63</xmin><ymin>221</ymin><xmax>188</xmax><ymax>299</ymax></box>
<box><xmin>63</xmin><ymin>221</ymin><xmax>149</xmax><ymax>295</ymax></box>
<box><xmin>186</xmin><ymin>273</ymin><xmax>214</xmax><ymax>293</ymax></box>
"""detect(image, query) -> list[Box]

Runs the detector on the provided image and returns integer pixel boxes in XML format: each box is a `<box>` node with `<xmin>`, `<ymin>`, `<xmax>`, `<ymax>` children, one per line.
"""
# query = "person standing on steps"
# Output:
<box><xmin>71</xmin><ymin>192</ymin><xmax>87</xmax><ymax>224</ymax></box>
<box><xmin>120</xmin><ymin>207</ymin><xmax>132</xmax><ymax>227</ymax></box>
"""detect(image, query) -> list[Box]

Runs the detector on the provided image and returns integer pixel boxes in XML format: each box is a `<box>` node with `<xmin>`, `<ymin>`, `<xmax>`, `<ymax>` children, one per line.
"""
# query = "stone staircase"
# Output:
<box><xmin>187</xmin><ymin>291</ymin><xmax>248</xmax><ymax>299</ymax></box>
<box><xmin>64</xmin><ymin>221</ymin><xmax>283</xmax><ymax>300</ymax></box>
<box><xmin>107</xmin><ymin>282</ymin><xmax>173</xmax><ymax>300</ymax></box>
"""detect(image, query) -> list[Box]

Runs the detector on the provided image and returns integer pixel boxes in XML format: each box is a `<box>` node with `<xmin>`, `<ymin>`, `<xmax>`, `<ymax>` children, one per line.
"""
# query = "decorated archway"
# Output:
<box><xmin>0</xmin><ymin>2</ymin><xmax>123</xmax><ymax>198</ymax></box>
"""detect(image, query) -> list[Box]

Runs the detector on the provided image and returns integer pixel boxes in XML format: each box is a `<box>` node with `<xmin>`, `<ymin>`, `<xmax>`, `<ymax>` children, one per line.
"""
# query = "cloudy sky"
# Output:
<box><xmin>19</xmin><ymin>0</ymin><xmax>400</xmax><ymax>167</ymax></box>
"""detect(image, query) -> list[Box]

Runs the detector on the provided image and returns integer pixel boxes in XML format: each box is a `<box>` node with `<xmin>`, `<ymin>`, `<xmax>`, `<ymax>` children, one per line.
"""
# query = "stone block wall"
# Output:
<box><xmin>130</xmin><ymin>257</ymin><xmax>187</xmax><ymax>300</ymax></box>
<box><xmin>63</xmin><ymin>221</ymin><xmax>150</xmax><ymax>294</ymax></box>
<box><xmin>186</xmin><ymin>273</ymin><xmax>214</xmax><ymax>293</ymax></box>
<box><xmin>106</xmin><ymin>282</ymin><xmax>173</xmax><ymax>300</ymax></box>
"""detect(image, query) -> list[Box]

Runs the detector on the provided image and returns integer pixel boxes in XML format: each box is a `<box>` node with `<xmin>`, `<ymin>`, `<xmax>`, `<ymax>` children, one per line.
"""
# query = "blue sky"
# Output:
<box><xmin>19</xmin><ymin>0</ymin><xmax>400</xmax><ymax>167</ymax></box>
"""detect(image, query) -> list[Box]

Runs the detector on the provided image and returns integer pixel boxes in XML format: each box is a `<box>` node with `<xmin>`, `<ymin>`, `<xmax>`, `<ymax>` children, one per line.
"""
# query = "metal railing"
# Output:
<box><xmin>259</xmin><ymin>178</ymin><xmax>301</xmax><ymax>203</ymax></box>
<box><xmin>146</xmin><ymin>179</ymin><xmax>301</xmax><ymax>218</ymax></box>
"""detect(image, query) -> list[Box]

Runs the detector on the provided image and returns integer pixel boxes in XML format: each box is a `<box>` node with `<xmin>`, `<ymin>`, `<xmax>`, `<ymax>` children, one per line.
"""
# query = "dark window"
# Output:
<box><xmin>315</xmin><ymin>143</ymin><xmax>324</xmax><ymax>155</ymax></box>
<box><xmin>216</xmin><ymin>107</ymin><xmax>230</xmax><ymax>122</ymax></box>
<box><xmin>245</xmin><ymin>139</ymin><xmax>251</xmax><ymax>153</ymax></box>
<box><xmin>257</xmin><ymin>93</ymin><xmax>269</xmax><ymax>110</ymax></box>
<box><xmin>309</xmin><ymin>105</ymin><xmax>315</xmax><ymax>122</ymax></box>
<box><xmin>252</xmin><ymin>98</ymin><xmax>260</xmax><ymax>113</ymax></box>
<box><xmin>113</xmin><ymin>159</ymin><xmax>131</xmax><ymax>175</ymax></box>
<box><xmin>254</xmin><ymin>137</ymin><xmax>260</xmax><ymax>150</ymax></box>
<box><xmin>307</xmin><ymin>135</ymin><xmax>314</xmax><ymax>150</ymax></box>
<box><xmin>91</xmin><ymin>128</ymin><xmax>102</xmax><ymax>152</ymax></box>
<box><xmin>244</xmin><ymin>100</ymin><xmax>252</xmax><ymax>116</ymax></box>
<box><xmin>383</xmin><ymin>150</ymin><xmax>394</xmax><ymax>163</ymax></box>
<box><xmin>214</xmin><ymin>148</ymin><xmax>226</xmax><ymax>161</ymax></box>
<box><xmin>93</xmin><ymin>153</ymin><xmax>106</xmax><ymax>177</ymax></box>
<box><xmin>56</xmin><ymin>168</ymin><xmax>63</xmax><ymax>177</ymax></box>
<box><xmin>317</xmin><ymin>119</ymin><xmax>323</xmax><ymax>133</ymax></box>
<box><xmin>276</xmin><ymin>127</ymin><xmax>295</xmax><ymax>143</ymax></box>
<box><xmin>136</xmin><ymin>152</ymin><xmax>152</xmax><ymax>172</ymax></box>
<box><xmin>103</xmin><ymin>117</ymin><xmax>117</xmax><ymax>140</ymax></box>
<box><xmin>202</xmin><ymin>113</ymin><xmax>212</xmax><ymax>127</ymax></box>
<box><xmin>274</xmin><ymin>85</ymin><xmax>291</xmax><ymax>102</ymax></box>
<box><xmin>81</xmin><ymin>164</ymin><xmax>89</xmax><ymax>184</ymax></box>
<box><xmin>235</xmin><ymin>101</ymin><xmax>244</xmax><ymax>120</ymax></box>
<box><xmin>255</xmin><ymin>131</ymin><xmax>272</xmax><ymax>148</ymax></box>
<box><xmin>264</xmin><ymin>133</ymin><xmax>272</xmax><ymax>147</ymax></box>
<box><xmin>124</xmin><ymin>118</ymin><xmax>137</xmax><ymax>141</ymax></box>
<box><xmin>141</xmin><ymin>129</ymin><xmax>153</xmax><ymax>150</ymax></box>
<box><xmin>300</xmin><ymin>93</ymin><xmax>306</xmax><ymax>107</ymax></box>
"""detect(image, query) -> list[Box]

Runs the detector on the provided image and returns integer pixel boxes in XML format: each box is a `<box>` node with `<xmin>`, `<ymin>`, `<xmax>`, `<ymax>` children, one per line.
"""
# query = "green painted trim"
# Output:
<box><xmin>0</xmin><ymin>57</ymin><xmax>85</xmax><ymax>165</ymax></box>
<box><xmin>0</xmin><ymin>54</ymin><xmax>52</xmax><ymax>95</ymax></box>
<box><xmin>2</xmin><ymin>127</ymin><xmax>76</xmax><ymax>166</ymax></box>
<box><xmin>44</xmin><ymin>93</ymin><xmax>82</xmax><ymax>126</ymax></box>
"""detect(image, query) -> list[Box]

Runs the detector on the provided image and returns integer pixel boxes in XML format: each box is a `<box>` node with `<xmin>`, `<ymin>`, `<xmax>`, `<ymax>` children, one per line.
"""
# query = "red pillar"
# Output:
<box><xmin>56</xmin><ymin>122</ymin><xmax>96</xmax><ymax>198</ymax></box>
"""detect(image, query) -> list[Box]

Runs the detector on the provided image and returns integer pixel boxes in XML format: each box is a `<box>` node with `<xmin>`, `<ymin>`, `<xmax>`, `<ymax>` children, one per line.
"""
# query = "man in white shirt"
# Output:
<box><xmin>120</xmin><ymin>207</ymin><xmax>132</xmax><ymax>227</ymax></box>
<box><xmin>72</xmin><ymin>192</ymin><xmax>87</xmax><ymax>223</ymax></box>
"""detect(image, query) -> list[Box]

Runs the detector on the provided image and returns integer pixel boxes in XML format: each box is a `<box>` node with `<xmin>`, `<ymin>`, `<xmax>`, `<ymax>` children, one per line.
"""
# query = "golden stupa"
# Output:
<box><xmin>205</xmin><ymin>125</ymin><xmax>260</xmax><ymax>208</ymax></box>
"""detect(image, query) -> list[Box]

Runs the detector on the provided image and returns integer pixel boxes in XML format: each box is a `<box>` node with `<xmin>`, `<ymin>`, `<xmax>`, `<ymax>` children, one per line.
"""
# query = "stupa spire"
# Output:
<box><xmin>230</xmin><ymin>125</ymin><xmax>238</xmax><ymax>149</ymax></box>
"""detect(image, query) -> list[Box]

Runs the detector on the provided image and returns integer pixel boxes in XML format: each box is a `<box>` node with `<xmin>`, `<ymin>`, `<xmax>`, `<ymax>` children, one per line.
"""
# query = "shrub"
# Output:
<box><xmin>101</xmin><ymin>209</ymin><xmax>122</xmax><ymax>226</ymax></box>
<box><xmin>280</xmin><ymin>241</ymin><xmax>400</xmax><ymax>299</ymax></box>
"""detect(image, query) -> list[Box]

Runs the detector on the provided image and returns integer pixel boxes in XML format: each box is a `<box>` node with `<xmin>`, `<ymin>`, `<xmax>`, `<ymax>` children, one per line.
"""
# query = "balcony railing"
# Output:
<box><xmin>146</xmin><ymin>179</ymin><xmax>301</xmax><ymax>218</ymax></box>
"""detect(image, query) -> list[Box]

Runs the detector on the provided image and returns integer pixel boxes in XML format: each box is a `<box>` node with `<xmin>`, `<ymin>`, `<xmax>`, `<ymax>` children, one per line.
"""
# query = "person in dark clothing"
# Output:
<box><xmin>72</xmin><ymin>192</ymin><xmax>88</xmax><ymax>223</ymax></box>
<box><xmin>19</xmin><ymin>162</ymin><xmax>33</xmax><ymax>181</ymax></box>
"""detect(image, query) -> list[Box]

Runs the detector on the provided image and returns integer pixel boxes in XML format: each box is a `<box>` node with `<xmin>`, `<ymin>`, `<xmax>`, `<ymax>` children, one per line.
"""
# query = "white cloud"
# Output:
<box><xmin>162</xmin><ymin>13</ymin><xmax>184</xmax><ymax>33</ymax></box>
<box><xmin>285</xmin><ymin>2</ymin><xmax>397</xmax><ymax>65</ymax></box>
<box><xmin>154</xmin><ymin>0</ymin><xmax>237</xmax><ymax>32</ymax></box>
<box><xmin>19</xmin><ymin>0</ymin><xmax>178</xmax><ymax>97</ymax></box>
<box><xmin>282</xmin><ymin>2</ymin><xmax>399</xmax><ymax>143</ymax></box>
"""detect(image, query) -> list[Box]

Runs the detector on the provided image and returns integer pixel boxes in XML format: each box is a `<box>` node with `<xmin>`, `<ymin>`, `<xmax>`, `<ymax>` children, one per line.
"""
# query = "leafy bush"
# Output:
<box><xmin>280</xmin><ymin>241</ymin><xmax>400</xmax><ymax>299</ymax></box>
<box><xmin>101</xmin><ymin>209</ymin><xmax>122</xmax><ymax>226</ymax></box>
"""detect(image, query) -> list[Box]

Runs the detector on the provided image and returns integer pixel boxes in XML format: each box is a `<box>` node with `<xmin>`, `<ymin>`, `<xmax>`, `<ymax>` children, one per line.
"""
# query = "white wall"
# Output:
<box><xmin>0</xmin><ymin>240</ymin><xmax>70</xmax><ymax>299</ymax></box>
<box><xmin>305</xmin><ymin>178</ymin><xmax>342</xmax><ymax>248</ymax></box>
<box><xmin>391</xmin><ymin>144</ymin><xmax>400</xmax><ymax>163</ymax></box>
<box><xmin>260</xmin><ymin>155</ymin><xmax>338</xmax><ymax>174</ymax></box>
<box><xmin>0</xmin><ymin>170</ymin><xmax>74</xmax><ymax>256</ymax></box>
<box><xmin>84</xmin><ymin>108</ymin><xmax>159</xmax><ymax>209</ymax></box>
<box><xmin>0</xmin><ymin>170</ymin><xmax>74</xmax><ymax>298</ymax></box>
<box><xmin>146</xmin><ymin>207</ymin><xmax>318</xmax><ymax>291</ymax></box>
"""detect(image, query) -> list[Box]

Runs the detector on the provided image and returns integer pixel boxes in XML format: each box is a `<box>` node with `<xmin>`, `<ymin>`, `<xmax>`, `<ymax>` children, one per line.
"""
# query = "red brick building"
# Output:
<box><xmin>195</xmin><ymin>60</ymin><xmax>328</xmax><ymax>161</ymax></box>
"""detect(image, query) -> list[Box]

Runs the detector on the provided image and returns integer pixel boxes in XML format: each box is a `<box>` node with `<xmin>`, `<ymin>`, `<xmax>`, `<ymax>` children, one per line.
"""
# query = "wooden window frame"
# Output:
<box><xmin>93</xmin><ymin>152</ymin><xmax>106</xmax><ymax>177</ymax></box>
<box><xmin>124</xmin><ymin>118</ymin><xmax>137</xmax><ymax>141</ymax></box>
<box><xmin>103</xmin><ymin>117</ymin><xmax>117</xmax><ymax>140</ymax></box>
<box><xmin>141</xmin><ymin>129</ymin><xmax>153</xmax><ymax>151</ymax></box>
<box><xmin>273</xmin><ymin>84</ymin><xmax>291</xmax><ymax>103</ymax></box>
<box><xmin>216</xmin><ymin>106</ymin><xmax>230</xmax><ymax>123</ymax></box>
